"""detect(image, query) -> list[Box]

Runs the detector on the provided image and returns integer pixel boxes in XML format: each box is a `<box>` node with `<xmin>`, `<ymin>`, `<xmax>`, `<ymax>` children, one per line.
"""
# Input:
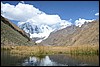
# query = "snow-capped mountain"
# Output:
<box><xmin>18</xmin><ymin>18</ymin><xmax>95</xmax><ymax>43</ymax></box>
<box><xmin>75</xmin><ymin>18</ymin><xmax>94</xmax><ymax>27</ymax></box>
<box><xmin>18</xmin><ymin>21</ymin><xmax>72</xmax><ymax>43</ymax></box>
<box><xmin>18</xmin><ymin>22</ymin><xmax>54</xmax><ymax>43</ymax></box>
<box><xmin>41</xmin><ymin>20</ymin><xmax>99</xmax><ymax>46</ymax></box>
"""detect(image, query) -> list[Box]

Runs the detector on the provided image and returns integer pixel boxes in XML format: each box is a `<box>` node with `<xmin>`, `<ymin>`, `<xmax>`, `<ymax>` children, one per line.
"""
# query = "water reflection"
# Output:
<box><xmin>49</xmin><ymin>54</ymin><xmax>99</xmax><ymax>66</ymax></box>
<box><xmin>1</xmin><ymin>50</ymin><xmax>99</xmax><ymax>66</ymax></box>
<box><xmin>22</xmin><ymin>56</ymin><xmax>61</xmax><ymax>66</ymax></box>
<box><xmin>40</xmin><ymin>56</ymin><xmax>54</xmax><ymax>66</ymax></box>
<box><xmin>22</xmin><ymin>55</ymin><xmax>99</xmax><ymax>66</ymax></box>
<box><xmin>1</xmin><ymin>50</ymin><xmax>26</xmax><ymax>66</ymax></box>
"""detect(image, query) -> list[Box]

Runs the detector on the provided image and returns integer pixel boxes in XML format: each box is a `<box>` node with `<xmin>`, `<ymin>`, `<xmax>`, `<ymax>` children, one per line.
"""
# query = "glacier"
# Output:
<box><xmin>18</xmin><ymin>21</ymin><xmax>72</xmax><ymax>43</ymax></box>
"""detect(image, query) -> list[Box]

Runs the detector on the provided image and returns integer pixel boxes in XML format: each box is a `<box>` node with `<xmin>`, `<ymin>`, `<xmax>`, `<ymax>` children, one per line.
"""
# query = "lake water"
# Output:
<box><xmin>1</xmin><ymin>50</ymin><xmax>99</xmax><ymax>66</ymax></box>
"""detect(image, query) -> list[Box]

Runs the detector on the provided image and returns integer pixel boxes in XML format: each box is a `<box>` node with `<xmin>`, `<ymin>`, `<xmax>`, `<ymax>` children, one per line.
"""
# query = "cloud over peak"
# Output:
<box><xmin>1</xmin><ymin>2</ymin><xmax>71</xmax><ymax>26</ymax></box>
<box><xmin>1</xmin><ymin>2</ymin><xmax>95</xmax><ymax>29</ymax></box>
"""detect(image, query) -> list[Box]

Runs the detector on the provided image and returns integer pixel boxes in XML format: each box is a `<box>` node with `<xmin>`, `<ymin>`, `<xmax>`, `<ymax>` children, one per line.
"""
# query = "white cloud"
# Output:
<box><xmin>25</xmin><ymin>13</ymin><xmax>62</xmax><ymax>25</ymax></box>
<box><xmin>20</xmin><ymin>1</ymin><xmax>25</xmax><ymax>4</ymax></box>
<box><xmin>1</xmin><ymin>2</ymin><xmax>42</xmax><ymax>21</ymax></box>
<box><xmin>75</xmin><ymin>18</ymin><xmax>94</xmax><ymax>27</ymax></box>
<box><xmin>1</xmin><ymin>2</ymin><xmax>71</xmax><ymax>26</ymax></box>
<box><xmin>95</xmin><ymin>13</ymin><xmax>99</xmax><ymax>16</ymax></box>
<box><xmin>60</xmin><ymin>20</ymin><xmax>72</xmax><ymax>29</ymax></box>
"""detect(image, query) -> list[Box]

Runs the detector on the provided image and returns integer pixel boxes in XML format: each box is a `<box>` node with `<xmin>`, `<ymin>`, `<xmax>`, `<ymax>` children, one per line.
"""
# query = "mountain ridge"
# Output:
<box><xmin>40</xmin><ymin>20</ymin><xmax>99</xmax><ymax>46</ymax></box>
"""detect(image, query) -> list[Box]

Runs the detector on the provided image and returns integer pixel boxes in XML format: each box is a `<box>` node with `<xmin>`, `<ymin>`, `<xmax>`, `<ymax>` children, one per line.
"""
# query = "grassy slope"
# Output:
<box><xmin>1</xmin><ymin>16</ymin><xmax>35</xmax><ymax>46</ymax></box>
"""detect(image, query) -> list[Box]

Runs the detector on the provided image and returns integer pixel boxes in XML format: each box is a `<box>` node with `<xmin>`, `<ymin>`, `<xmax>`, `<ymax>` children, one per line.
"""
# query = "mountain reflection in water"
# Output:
<box><xmin>22</xmin><ymin>54</ymin><xmax>99</xmax><ymax>66</ymax></box>
<box><xmin>1</xmin><ymin>50</ymin><xmax>99</xmax><ymax>66</ymax></box>
<box><xmin>22</xmin><ymin>56</ymin><xmax>68</xmax><ymax>66</ymax></box>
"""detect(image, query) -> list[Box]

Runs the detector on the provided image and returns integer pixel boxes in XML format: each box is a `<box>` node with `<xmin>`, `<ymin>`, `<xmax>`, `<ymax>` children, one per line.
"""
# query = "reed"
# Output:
<box><xmin>1</xmin><ymin>45</ymin><xmax>99</xmax><ymax>57</ymax></box>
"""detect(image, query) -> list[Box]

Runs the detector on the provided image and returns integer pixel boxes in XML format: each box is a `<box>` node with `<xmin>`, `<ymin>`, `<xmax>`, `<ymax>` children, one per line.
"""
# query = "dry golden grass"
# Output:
<box><xmin>1</xmin><ymin>45</ymin><xmax>99</xmax><ymax>57</ymax></box>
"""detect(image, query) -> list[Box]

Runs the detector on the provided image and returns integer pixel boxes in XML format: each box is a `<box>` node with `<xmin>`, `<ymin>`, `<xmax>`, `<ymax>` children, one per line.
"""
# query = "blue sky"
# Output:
<box><xmin>1</xmin><ymin>1</ymin><xmax>99</xmax><ymax>25</ymax></box>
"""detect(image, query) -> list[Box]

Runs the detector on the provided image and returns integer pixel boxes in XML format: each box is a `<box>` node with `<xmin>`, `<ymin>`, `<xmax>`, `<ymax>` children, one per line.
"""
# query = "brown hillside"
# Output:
<box><xmin>1</xmin><ymin>16</ymin><xmax>35</xmax><ymax>46</ymax></box>
<box><xmin>41</xmin><ymin>20</ymin><xmax>99</xmax><ymax>46</ymax></box>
